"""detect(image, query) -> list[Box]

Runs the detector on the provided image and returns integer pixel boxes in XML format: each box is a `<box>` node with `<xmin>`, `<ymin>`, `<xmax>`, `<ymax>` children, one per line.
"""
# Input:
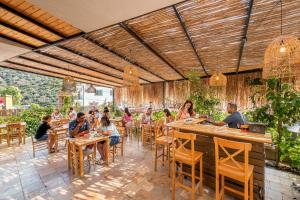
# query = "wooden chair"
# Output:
<box><xmin>67</xmin><ymin>140</ymin><xmax>96</xmax><ymax>176</ymax></box>
<box><xmin>172</xmin><ymin>131</ymin><xmax>203</xmax><ymax>200</ymax></box>
<box><xmin>31</xmin><ymin>134</ymin><xmax>49</xmax><ymax>157</ymax></box>
<box><xmin>0</xmin><ymin>128</ymin><xmax>8</xmax><ymax>146</ymax></box>
<box><xmin>7</xmin><ymin>123</ymin><xmax>23</xmax><ymax>146</ymax></box>
<box><xmin>110</xmin><ymin>126</ymin><xmax>125</xmax><ymax>162</ymax></box>
<box><xmin>213</xmin><ymin>137</ymin><xmax>253</xmax><ymax>200</ymax></box>
<box><xmin>50</xmin><ymin>128</ymin><xmax>69</xmax><ymax>152</ymax></box>
<box><xmin>154</xmin><ymin>120</ymin><xmax>173</xmax><ymax>177</ymax></box>
<box><xmin>141</xmin><ymin>124</ymin><xmax>155</xmax><ymax>148</ymax></box>
<box><xmin>59</xmin><ymin>118</ymin><xmax>70</xmax><ymax>125</ymax></box>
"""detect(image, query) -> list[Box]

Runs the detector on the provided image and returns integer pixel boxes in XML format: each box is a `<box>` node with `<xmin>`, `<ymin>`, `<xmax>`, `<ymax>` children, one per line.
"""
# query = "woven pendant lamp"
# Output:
<box><xmin>209</xmin><ymin>72</ymin><xmax>227</xmax><ymax>87</ymax></box>
<box><xmin>62</xmin><ymin>76</ymin><xmax>76</xmax><ymax>93</ymax></box>
<box><xmin>263</xmin><ymin>0</ymin><xmax>300</xmax><ymax>79</ymax></box>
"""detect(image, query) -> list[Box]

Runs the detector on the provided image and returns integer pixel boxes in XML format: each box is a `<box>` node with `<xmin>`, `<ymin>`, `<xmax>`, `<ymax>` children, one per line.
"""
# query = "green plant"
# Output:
<box><xmin>152</xmin><ymin>111</ymin><xmax>164</xmax><ymax>121</ymax></box>
<box><xmin>187</xmin><ymin>70</ymin><xmax>220</xmax><ymax>115</ymax></box>
<box><xmin>248</xmin><ymin>78</ymin><xmax>300</xmax><ymax>166</ymax></box>
<box><xmin>0</xmin><ymin>86</ymin><xmax>23</xmax><ymax>105</ymax></box>
<box><xmin>279</xmin><ymin>129</ymin><xmax>300</xmax><ymax>169</ymax></box>
<box><xmin>21</xmin><ymin>104</ymin><xmax>53</xmax><ymax>136</ymax></box>
<box><xmin>61</xmin><ymin>96</ymin><xmax>72</xmax><ymax>116</ymax></box>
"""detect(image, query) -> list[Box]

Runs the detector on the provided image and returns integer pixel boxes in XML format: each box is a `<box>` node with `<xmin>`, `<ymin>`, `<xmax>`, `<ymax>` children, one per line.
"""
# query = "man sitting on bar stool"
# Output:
<box><xmin>207</xmin><ymin>103</ymin><xmax>246</xmax><ymax>129</ymax></box>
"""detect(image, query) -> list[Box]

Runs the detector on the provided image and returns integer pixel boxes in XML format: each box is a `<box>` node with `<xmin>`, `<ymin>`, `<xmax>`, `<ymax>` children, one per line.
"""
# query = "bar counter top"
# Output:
<box><xmin>166</xmin><ymin>119</ymin><xmax>272</xmax><ymax>144</ymax></box>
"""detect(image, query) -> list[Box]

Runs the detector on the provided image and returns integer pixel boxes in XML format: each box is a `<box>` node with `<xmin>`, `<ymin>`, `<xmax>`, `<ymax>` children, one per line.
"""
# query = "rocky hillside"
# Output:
<box><xmin>0</xmin><ymin>67</ymin><xmax>62</xmax><ymax>106</ymax></box>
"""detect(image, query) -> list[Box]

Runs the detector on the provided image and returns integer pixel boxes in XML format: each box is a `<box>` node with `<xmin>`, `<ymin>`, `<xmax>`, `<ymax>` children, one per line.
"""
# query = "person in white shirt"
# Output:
<box><xmin>68</xmin><ymin>107</ymin><xmax>77</xmax><ymax>121</ymax></box>
<box><xmin>51</xmin><ymin>108</ymin><xmax>63</xmax><ymax>121</ymax></box>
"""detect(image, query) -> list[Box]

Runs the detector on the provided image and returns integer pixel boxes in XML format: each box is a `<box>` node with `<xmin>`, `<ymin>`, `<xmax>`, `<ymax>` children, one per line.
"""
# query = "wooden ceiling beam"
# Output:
<box><xmin>18</xmin><ymin>56</ymin><xmax>121</xmax><ymax>86</ymax></box>
<box><xmin>0</xmin><ymin>34</ymin><xmax>35</xmax><ymax>49</ymax></box>
<box><xmin>4</xmin><ymin>60</ymin><xmax>118</xmax><ymax>88</ymax></box>
<box><xmin>0</xmin><ymin>21</ymin><xmax>49</xmax><ymax>44</ymax></box>
<box><xmin>173</xmin><ymin>5</ymin><xmax>209</xmax><ymax>76</ymax></box>
<box><xmin>56</xmin><ymin>44</ymin><xmax>150</xmax><ymax>83</ymax></box>
<box><xmin>0</xmin><ymin>64</ymin><xmax>112</xmax><ymax>88</ymax></box>
<box><xmin>83</xmin><ymin>35</ymin><xmax>165</xmax><ymax>81</ymax></box>
<box><xmin>0</xmin><ymin>2</ymin><xmax>67</xmax><ymax>39</ymax></box>
<box><xmin>34</xmin><ymin>50</ymin><xmax>123</xmax><ymax>84</ymax></box>
<box><xmin>236</xmin><ymin>0</ymin><xmax>254</xmax><ymax>74</ymax></box>
<box><xmin>119</xmin><ymin>22</ymin><xmax>186</xmax><ymax>79</ymax></box>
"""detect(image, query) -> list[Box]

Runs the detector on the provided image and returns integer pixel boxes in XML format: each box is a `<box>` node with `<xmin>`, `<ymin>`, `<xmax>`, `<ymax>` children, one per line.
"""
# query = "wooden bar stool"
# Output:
<box><xmin>141</xmin><ymin>124</ymin><xmax>154</xmax><ymax>148</ymax></box>
<box><xmin>172</xmin><ymin>131</ymin><xmax>203</xmax><ymax>200</ymax></box>
<box><xmin>154</xmin><ymin>120</ymin><xmax>173</xmax><ymax>177</ymax></box>
<box><xmin>213</xmin><ymin>137</ymin><xmax>253</xmax><ymax>200</ymax></box>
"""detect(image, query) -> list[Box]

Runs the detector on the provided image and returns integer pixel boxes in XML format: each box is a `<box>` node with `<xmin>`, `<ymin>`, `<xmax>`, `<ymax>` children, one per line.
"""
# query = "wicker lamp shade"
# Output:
<box><xmin>86</xmin><ymin>84</ymin><xmax>96</xmax><ymax>93</ymax></box>
<box><xmin>263</xmin><ymin>35</ymin><xmax>300</xmax><ymax>79</ymax></box>
<box><xmin>209</xmin><ymin>72</ymin><xmax>227</xmax><ymax>87</ymax></box>
<box><xmin>62</xmin><ymin>76</ymin><xmax>76</xmax><ymax>93</ymax></box>
<box><xmin>123</xmin><ymin>66</ymin><xmax>140</xmax><ymax>87</ymax></box>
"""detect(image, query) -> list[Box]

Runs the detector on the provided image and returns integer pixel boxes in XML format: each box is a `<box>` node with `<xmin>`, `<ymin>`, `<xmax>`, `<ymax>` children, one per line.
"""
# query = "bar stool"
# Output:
<box><xmin>141</xmin><ymin>124</ymin><xmax>154</xmax><ymax>148</ymax></box>
<box><xmin>172</xmin><ymin>131</ymin><xmax>203</xmax><ymax>200</ymax></box>
<box><xmin>213</xmin><ymin>137</ymin><xmax>253</xmax><ymax>200</ymax></box>
<box><xmin>154</xmin><ymin>120</ymin><xmax>173</xmax><ymax>177</ymax></box>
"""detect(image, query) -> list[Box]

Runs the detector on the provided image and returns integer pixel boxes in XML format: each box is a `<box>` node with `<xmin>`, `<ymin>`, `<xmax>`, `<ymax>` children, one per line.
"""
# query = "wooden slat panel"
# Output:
<box><xmin>39</xmin><ymin>46</ymin><xmax>124</xmax><ymax>84</ymax></box>
<box><xmin>127</xmin><ymin>7</ymin><xmax>204</xmax><ymax>76</ymax></box>
<box><xmin>89</xmin><ymin>25</ymin><xmax>182</xmax><ymax>80</ymax></box>
<box><xmin>177</xmin><ymin>1</ymin><xmax>248</xmax><ymax>73</ymax></box>
<box><xmin>60</xmin><ymin>37</ymin><xmax>159</xmax><ymax>83</ymax></box>
<box><xmin>1</xmin><ymin>0</ymin><xmax>81</xmax><ymax>37</ymax></box>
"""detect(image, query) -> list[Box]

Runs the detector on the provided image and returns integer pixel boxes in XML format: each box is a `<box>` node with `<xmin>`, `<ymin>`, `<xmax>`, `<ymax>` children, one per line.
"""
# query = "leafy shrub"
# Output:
<box><xmin>21</xmin><ymin>104</ymin><xmax>53</xmax><ymax>136</ymax></box>
<box><xmin>152</xmin><ymin>111</ymin><xmax>164</xmax><ymax>121</ymax></box>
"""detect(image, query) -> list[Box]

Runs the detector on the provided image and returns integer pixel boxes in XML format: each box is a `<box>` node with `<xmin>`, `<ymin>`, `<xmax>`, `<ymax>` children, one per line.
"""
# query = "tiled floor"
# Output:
<box><xmin>0</xmin><ymin>137</ymin><xmax>299</xmax><ymax>200</ymax></box>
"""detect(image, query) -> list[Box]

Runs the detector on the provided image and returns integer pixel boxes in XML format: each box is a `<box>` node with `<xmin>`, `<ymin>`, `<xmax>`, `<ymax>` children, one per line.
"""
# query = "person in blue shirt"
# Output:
<box><xmin>69</xmin><ymin>112</ymin><xmax>90</xmax><ymax>138</ymax></box>
<box><xmin>97</xmin><ymin>116</ymin><xmax>120</xmax><ymax>164</ymax></box>
<box><xmin>207</xmin><ymin>103</ymin><xmax>246</xmax><ymax>129</ymax></box>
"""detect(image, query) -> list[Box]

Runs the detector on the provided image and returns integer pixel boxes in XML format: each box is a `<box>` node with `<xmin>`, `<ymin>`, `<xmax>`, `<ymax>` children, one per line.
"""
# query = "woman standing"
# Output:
<box><xmin>97</xmin><ymin>116</ymin><xmax>120</xmax><ymax>164</ymax></box>
<box><xmin>122</xmin><ymin>107</ymin><xmax>132</xmax><ymax>135</ymax></box>
<box><xmin>176</xmin><ymin>100</ymin><xmax>196</xmax><ymax>120</ymax></box>
<box><xmin>88</xmin><ymin>110</ymin><xmax>98</xmax><ymax>130</ymax></box>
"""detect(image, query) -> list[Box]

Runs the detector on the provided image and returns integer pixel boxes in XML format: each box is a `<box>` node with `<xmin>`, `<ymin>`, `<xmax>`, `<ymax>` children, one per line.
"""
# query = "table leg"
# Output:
<box><xmin>79</xmin><ymin>145</ymin><xmax>84</xmax><ymax>177</ymax></box>
<box><xmin>106</xmin><ymin>138</ymin><xmax>109</xmax><ymax>165</ymax></box>
<box><xmin>67</xmin><ymin>142</ymin><xmax>71</xmax><ymax>170</ymax></box>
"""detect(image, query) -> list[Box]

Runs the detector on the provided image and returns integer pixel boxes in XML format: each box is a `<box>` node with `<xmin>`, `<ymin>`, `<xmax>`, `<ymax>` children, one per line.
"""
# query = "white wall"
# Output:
<box><xmin>75</xmin><ymin>84</ymin><xmax>113</xmax><ymax>107</ymax></box>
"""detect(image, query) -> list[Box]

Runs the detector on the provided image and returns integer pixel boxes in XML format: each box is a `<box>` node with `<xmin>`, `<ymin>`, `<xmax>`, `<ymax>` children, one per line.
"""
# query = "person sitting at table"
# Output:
<box><xmin>51</xmin><ymin>108</ymin><xmax>63</xmax><ymax>121</ymax></box>
<box><xmin>88</xmin><ymin>110</ymin><xmax>97</xmax><ymax>130</ymax></box>
<box><xmin>207</xmin><ymin>103</ymin><xmax>246</xmax><ymax>129</ymax></box>
<box><xmin>122</xmin><ymin>107</ymin><xmax>132</xmax><ymax>135</ymax></box>
<box><xmin>97</xmin><ymin>116</ymin><xmax>120</xmax><ymax>164</ymax></box>
<box><xmin>68</xmin><ymin>107</ymin><xmax>77</xmax><ymax>121</ymax></box>
<box><xmin>176</xmin><ymin>100</ymin><xmax>196</xmax><ymax>120</ymax></box>
<box><xmin>69</xmin><ymin>112</ymin><xmax>90</xmax><ymax>138</ymax></box>
<box><xmin>163</xmin><ymin>108</ymin><xmax>175</xmax><ymax>124</ymax></box>
<box><xmin>103</xmin><ymin>107</ymin><xmax>111</xmax><ymax>119</ymax></box>
<box><xmin>35</xmin><ymin>115</ymin><xmax>56</xmax><ymax>153</ymax></box>
<box><xmin>141</xmin><ymin>107</ymin><xmax>153</xmax><ymax>124</ymax></box>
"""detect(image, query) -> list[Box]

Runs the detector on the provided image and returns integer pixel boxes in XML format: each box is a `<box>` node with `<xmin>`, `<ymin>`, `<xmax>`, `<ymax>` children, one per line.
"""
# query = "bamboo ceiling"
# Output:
<box><xmin>1</xmin><ymin>0</ymin><xmax>299</xmax><ymax>87</ymax></box>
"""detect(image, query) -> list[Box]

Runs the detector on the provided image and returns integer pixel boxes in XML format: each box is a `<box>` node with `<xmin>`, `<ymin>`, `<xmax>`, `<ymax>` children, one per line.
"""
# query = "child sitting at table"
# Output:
<box><xmin>35</xmin><ymin>115</ymin><xmax>56</xmax><ymax>153</ymax></box>
<box><xmin>96</xmin><ymin>116</ymin><xmax>120</xmax><ymax>164</ymax></box>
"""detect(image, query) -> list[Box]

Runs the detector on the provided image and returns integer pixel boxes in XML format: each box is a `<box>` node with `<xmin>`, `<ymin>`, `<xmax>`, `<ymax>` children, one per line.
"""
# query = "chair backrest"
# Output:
<box><xmin>153</xmin><ymin>120</ymin><xmax>164</xmax><ymax>139</ymax></box>
<box><xmin>7</xmin><ymin>122</ymin><xmax>22</xmax><ymax>133</ymax></box>
<box><xmin>213</xmin><ymin>137</ymin><xmax>252</xmax><ymax>173</ymax></box>
<box><xmin>172</xmin><ymin>130</ymin><xmax>197</xmax><ymax>159</ymax></box>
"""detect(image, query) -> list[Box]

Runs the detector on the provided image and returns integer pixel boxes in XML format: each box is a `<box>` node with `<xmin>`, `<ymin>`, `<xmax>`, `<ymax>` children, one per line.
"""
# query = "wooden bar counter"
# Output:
<box><xmin>167</xmin><ymin>119</ymin><xmax>272</xmax><ymax>200</ymax></box>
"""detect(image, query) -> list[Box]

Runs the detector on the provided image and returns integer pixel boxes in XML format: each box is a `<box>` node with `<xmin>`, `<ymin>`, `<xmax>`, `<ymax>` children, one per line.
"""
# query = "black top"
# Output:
<box><xmin>35</xmin><ymin>121</ymin><xmax>51</xmax><ymax>139</ymax></box>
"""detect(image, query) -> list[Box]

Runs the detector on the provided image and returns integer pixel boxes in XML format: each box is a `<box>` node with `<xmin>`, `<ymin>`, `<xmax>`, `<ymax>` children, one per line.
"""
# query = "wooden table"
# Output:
<box><xmin>166</xmin><ymin>119</ymin><xmax>272</xmax><ymax>199</ymax></box>
<box><xmin>67</xmin><ymin>135</ymin><xmax>110</xmax><ymax>177</ymax></box>
<box><xmin>0</xmin><ymin>122</ymin><xmax>26</xmax><ymax>146</ymax></box>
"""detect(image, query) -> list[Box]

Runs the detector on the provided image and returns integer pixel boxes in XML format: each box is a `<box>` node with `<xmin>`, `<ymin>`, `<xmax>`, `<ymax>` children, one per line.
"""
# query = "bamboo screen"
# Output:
<box><xmin>114</xmin><ymin>71</ymin><xmax>264</xmax><ymax>111</ymax></box>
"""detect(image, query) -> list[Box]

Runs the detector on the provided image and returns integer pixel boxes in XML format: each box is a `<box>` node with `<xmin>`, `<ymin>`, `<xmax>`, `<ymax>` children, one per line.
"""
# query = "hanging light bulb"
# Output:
<box><xmin>216</xmin><ymin>76</ymin><xmax>219</xmax><ymax>80</ymax></box>
<box><xmin>279</xmin><ymin>45</ymin><xmax>286</xmax><ymax>53</ymax></box>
